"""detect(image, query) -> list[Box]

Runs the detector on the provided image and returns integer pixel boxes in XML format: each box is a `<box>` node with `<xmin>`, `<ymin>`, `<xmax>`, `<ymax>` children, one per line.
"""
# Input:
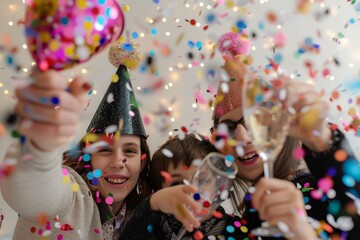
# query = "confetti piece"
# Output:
<box><xmin>334</xmin><ymin>149</ymin><xmax>347</xmax><ymax>162</ymax></box>
<box><xmin>160</xmin><ymin>171</ymin><xmax>173</xmax><ymax>183</ymax></box>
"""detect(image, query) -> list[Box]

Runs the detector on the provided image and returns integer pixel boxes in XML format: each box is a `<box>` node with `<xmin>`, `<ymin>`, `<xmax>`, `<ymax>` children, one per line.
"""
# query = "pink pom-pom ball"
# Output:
<box><xmin>218</xmin><ymin>32</ymin><xmax>251</xmax><ymax>56</ymax></box>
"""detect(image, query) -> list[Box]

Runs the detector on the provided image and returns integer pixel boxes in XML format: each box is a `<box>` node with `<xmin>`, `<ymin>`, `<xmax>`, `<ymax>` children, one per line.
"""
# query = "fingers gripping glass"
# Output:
<box><xmin>176</xmin><ymin>152</ymin><xmax>238</xmax><ymax>239</ymax></box>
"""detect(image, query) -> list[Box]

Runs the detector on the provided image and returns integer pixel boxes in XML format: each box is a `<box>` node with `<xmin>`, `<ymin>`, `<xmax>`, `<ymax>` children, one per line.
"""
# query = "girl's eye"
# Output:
<box><xmin>124</xmin><ymin>149</ymin><xmax>137</xmax><ymax>154</ymax></box>
<box><xmin>98</xmin><ymin>148</ymin><xmax>112</xmax><ymax>153</ymax></box>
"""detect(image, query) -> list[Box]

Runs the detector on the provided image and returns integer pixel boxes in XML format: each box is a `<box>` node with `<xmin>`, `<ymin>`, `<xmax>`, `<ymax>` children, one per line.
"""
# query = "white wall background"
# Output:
<box><xmin>1</xmin><ymin>0</ymin><xmax>360</xmax><ymax>236</ymax></box>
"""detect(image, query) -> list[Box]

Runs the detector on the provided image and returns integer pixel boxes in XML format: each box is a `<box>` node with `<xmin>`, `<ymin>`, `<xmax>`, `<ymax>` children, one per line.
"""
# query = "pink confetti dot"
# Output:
<box><xmin>93</xmin><ymin>228</ymin><xmax>100</xmax><ymax>234</ymax></box>
<box><xmin>292</xmin><ymin>147</ymin><xmax>305</xmax><ymax>160</ymax></box>
<box><xmin>105</xmin><ymin>196</ymin><xmax>114</xmax><ymax>205</ymax></box>
<box><xmin>57</xmin><ymin>234</ymin><xmax>63</xmax><ymax>240</ymax></box>
<box><xmin>234</xmin><ymin>221</ymin><xmax>241</xmax><ymax>227</ymax></box>
<box><xmin>310</xmin><ymin>189</ymin><xmax>323</xmax><ymax>200</ymax></box>
<box><xmin>318</xmin><ymin>177</ymin><xmax>333</xmax><ymax>193</ymax></box>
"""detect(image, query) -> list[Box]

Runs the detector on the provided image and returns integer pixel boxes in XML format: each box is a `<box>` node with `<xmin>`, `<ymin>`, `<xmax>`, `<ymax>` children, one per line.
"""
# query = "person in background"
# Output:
<box><xmin>119</xmin><ymin>133</ymin><xmax>317</xmax><ymax>240</ymax></box>
<box><xmin>211</xmin><ymin>31</ymin><xmax>358</xmax><ymax>239</ymax></box>
<box><xmin>0</xmin><ymin>44</ymin><xmax>153</xmax><ymax>240</ymax></box>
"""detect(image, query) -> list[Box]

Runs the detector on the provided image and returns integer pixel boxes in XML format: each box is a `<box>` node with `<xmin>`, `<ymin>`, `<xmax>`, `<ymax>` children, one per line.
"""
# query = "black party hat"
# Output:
<box><xmin>86</xmin><ymin>42</ymin><xmax>147</xmax><ymax>138</ymax></box>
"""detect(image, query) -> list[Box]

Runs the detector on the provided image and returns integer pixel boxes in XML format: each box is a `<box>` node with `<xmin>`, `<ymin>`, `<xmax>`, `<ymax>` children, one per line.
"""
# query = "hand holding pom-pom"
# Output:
<box><xmin>218</xmin><ymin>32</ymin><xmax>251</xmax><ymax>57</ymax></box>
<box><xmin>218</xmin><ymin>32</ymin><xmax>251</xmax><ymax>80</ymax></box>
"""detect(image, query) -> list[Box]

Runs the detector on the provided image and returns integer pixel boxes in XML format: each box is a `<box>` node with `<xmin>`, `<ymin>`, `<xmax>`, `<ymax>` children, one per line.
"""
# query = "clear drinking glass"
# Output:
<box><xmin>176</xmin><ymin>152</ymin><xmax>238</xmax><ymax>239</ymax></box>
<box><xmin>242</xmin><ymin>71</ymin><xmax>292</xmax><ymax>237</ymax></box>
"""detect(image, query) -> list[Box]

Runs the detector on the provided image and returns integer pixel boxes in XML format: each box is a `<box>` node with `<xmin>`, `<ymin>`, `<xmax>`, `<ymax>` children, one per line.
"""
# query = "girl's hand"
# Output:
<box><xmin>150</xmin><ymin>185</ymin><xmax>201</xmax><ymax>232</ymax></box>
<box><xmin>15</xmin><ymin>70</ymin><xmax>91</xmax><ymax>152</ymax></box>
<box><xmin>285</xmin><ymin>81</ymin><xmax>331</xmax><ymax>152</ymax></box>
<box><xmin>251</xmin><ymin>178</ymin><xmax>317</xmax><ymax>240</ymax></box>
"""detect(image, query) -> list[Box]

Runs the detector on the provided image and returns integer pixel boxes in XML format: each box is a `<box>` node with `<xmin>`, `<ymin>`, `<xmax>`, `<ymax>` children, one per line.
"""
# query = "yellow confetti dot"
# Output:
<box><xmin>92</xmin><ymin>34</ymin><xmax>101</xmax><ymax>46</ymax></box>
<box><xmin>40</xmin><ymin>32</ymin><xmax>51</xmax><ymax>43</ymax></box>
<box><xmin>226</xmin><ymin>0</ymin><xmax>235</xmax><ymax>8</ymax></box>
<box><xmin>348</xmin><ymin>107</ymin><xmax>357</xmax><ymax>116</ymax></box>
<box><xmin>65</xmin><ymin>45</ymin><xmax>75</xmax><ymax>57</ymax></box>
<box><xmin>49</xmin><ymin>40</ymin><xmax>60</xmax><ymax>51</ymax></box>
<box><xmin>63</xmin><ymin>175</ymin><xmax>71</xmax><ymax>184</ymax></box>
<box><xmin>82</xmin><ymin>133</ymin><xmax>99</xmax><ymax>143</ymax></box>
<box><xmin>118</xmin><ymin>36</ymin><xmax>125</xmax><ymax>43</ymax></box>
<box><xmin>215</xmin><ymin>94</ymin><xmax>224</xmax><ymax>104</ymax></box>
<box><xmin>112</xmin><ymin>74</ymin><xmax>120</xmax><ymax>83</ymax></box>
<box><xmin>72</xmin><ymin>183</ymin><xmax>80</xmax><ymax>192</ymax></box>
<box><xmin>196</xmin><ymin>70</ymin><xmax>202</xmax><ymax>79</ymax></box>
<box><xmin>231</xmin><ymin>26</ymin><xmax>238</xmax><ymax>33</ymax></box>
<box><xmin>299</xmin><ymin>108</ymin><xmax>319</xmax><ymax>130</ymax></box>
<box><xmin>123</xmin><ymin>4</ymin><xmax>130</xmax><ymax>12</ymax></box>
<box><xmin>240</xmin><ymin>225</ymin><xmax>248</xmax><ymax>233</ymax></box>
<box><xmin>227</xmin><ymin>139</ymin><xmax>238</xmax><ymax>147</ymax></box>
<box><xmin>76</xmin><ymin>0</ymin><xmax>87</xmax><ymax>9</ymax></box>
<box><xmin>84</xmin><ymin>21</ymin><xmax>93</xmax><ymax>32</ymax></box>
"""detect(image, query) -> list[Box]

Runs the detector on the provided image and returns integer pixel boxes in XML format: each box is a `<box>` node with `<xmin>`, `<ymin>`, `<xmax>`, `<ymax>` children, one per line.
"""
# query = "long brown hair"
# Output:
<box><xmin>63</xmin><ymin>135</ymin><xmax>152</xmax><ymax>211</ymax></box>
<box><xmin>212</xmin><ymin>117</ymin><xmax>302</xmax><ymax>214</ymax></box>
<box><xmin>150</xmin><ymin>133</ymin><xmax>219</xmax><ymax>192</ymax></box>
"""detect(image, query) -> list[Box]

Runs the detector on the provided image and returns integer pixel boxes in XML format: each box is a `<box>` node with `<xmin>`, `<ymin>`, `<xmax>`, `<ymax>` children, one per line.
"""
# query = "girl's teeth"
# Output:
<box><xmin>106</xmin><ymin>178</ymin><xmax>127</xmax><ymax>184</ymax></box>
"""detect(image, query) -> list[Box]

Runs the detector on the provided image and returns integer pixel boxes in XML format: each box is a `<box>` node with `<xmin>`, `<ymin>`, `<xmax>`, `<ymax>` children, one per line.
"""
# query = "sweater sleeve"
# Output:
<box><xmin>0</xmin><ymin>141</ymin><xmax>74</xmax><ymax>220</ymax></box>
<box><xmin>119</xmin><ymin>198</ymin><xmax>163</xmax><ymax>240</ymax></box>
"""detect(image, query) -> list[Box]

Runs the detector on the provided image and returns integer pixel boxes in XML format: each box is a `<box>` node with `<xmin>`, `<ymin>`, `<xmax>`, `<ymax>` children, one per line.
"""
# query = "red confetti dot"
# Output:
<box><xmin>203</xmin><ymin>200</ymin><xmax>211</xmax><ymax>208</ymax></box>
<box><xmin>181</xmin><ymin>126</ymin><xmax>188</xmax><ymax>133</ymax></box>
<box><xmin>322</xmin><ymin>68</ymin><xmax>330</xmax><ymax>77</ymax></box>
<box><xmin>30</xmin><ymin>227</ymin><xmax>36</xmax><ymax>233</ymax></box>
<box><xmin>331</xmin><ymin>91</ymin><xmax>340</xmax><ymax>99</ymax></box>
<box><xmin>193</xmin><ymin>230</ymin><xmax>204</xmax><ymax>240</ymax></box>
<box><xmin>141</xmin><ymin>154</ymin><xmax>147</xmax><ymax>160</ymax></box>
<box><xmin>190</xmin><ymin>19</ymin><xmax>196</xmax><ymax>25</ymax></box>
<box><xmin>203</xmin><ymin>24</ymin><xmax>209</xmax><ymax>30</ymax></box>
<box><xmin>212</xmin><ymin>210</ymin><xmax>223</xmax><ymax>218</ymax></box>
<box><xmin>160</xmin><ymin>171</ymin><xmax>173</xmax><ymax>183</ymax></box>
<box><xmin>336</xmin><ymin>105</ymin><xmax>342</xmax><ymax>111</ymax></box>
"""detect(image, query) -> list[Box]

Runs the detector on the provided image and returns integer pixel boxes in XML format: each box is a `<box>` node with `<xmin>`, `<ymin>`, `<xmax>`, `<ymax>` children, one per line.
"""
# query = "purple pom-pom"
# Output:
<box><xmin>218</xmin><ymin>32</ymin><xmax>251</xmax><ymax>56</ymax></box>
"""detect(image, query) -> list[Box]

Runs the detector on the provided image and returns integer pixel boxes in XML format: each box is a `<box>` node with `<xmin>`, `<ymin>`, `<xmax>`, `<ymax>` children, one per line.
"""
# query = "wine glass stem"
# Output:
<box><xmin>263</xmin><ymin>160</ymin><xmax>274</xmax><ymax>179</ymax></box>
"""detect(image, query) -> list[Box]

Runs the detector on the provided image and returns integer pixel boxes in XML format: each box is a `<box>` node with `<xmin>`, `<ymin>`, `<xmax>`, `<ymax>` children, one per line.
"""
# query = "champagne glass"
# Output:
<box><xmin>242</xmin><ymin>71</ymin><xmax>292</xmax><ymax>237</ymax></box>
<box><xmin>176</xmin><ymin>152</ymin><xmax>238</xmax><ymax>240</ymax></box>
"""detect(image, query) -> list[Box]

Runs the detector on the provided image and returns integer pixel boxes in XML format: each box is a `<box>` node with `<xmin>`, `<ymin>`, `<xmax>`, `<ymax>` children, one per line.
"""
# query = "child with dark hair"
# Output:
<box><xmin>119</xmin><ymin>133</ymin><xmax>317</xmax><ymax>240</ymax></box>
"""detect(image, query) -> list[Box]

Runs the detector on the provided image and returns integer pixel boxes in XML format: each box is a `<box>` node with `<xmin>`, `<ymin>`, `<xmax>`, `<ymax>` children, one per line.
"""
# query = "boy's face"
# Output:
<box><xmin>161</xmin><ymin>161</ymin><xmax>197</xmax><ymax>188</ymax></box>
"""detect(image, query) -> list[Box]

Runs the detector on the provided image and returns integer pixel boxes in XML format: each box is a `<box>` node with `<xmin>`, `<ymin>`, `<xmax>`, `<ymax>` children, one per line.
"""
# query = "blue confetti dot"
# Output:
<box><xmin>132</xmin><ymin>32</ymin><xmax>139</xmax><ymax>39</ymax></box>
<box><xmin>196</xmin><ymin>41</ymin><xmax>202</xmax><ymax>50</ymax></box>
<box><xmin>236</xmin><ymin>20</ymin><xmax>247</xmax><ymax>29</ymax></box>
<box><xmin>83</xmin><ymin>154</ymin><xmax>91</xmax><ymax>162</ymax></box>
<box><xmin>93</xmin><ymin>169</ymin><xmax>102</xmax><ymax>178</ymax></box>
<box><xmin>304</xmin><ymin>37</ymin><xmax>313</xmax><ymax>46</ymax></box>
<box><xmin>51</xmin><ymin>96</ymin><xmax>60</xmax><ymax>105</ymax></box>
<box><xmin>349</xmin><ymin>18</ymin><xmax>356</xmax><ymax>24</ymax></box>
<box><xmin>193</xmin><ymin>193</ymin><xmax>201</xmax><ymax>201</ymax></box>
<box><xmin>303</xmin><ymin>196</ymin><xmax>309</xmax><ymax>204</ymax></box>
<box><xmin>206</xmin><ymin>13</ymin><xmax>216</xmax><ymax>23</ymax></box>
<box><xmin>99</xmin><ymin>0</ymin><xmax>106</xmax><ymax>5</ymax></box>
<box><xmin>255</xmin><ymin>94</ymin><xmax>264</xmax><ymax>103</ymax></box>
<box><xmin>87</xmin><ymin>172</ymin><xmax>94</xmax><ymax>180</ymax></box>
<box><xmin>153</xmin><ymin>0</ymin><xmax>160</xmax><ymax>3</ymax></box>
<box><xmin>97</xmin><ymin>15</ymin><xmax>105</xmax><ymax>25</ymax></box>
<box><xmin>327</xmin><ymin>167</ymin><xmax>337</xmax><ymax>177</ymax></box>
<box><xmin>274</xmin><ymin>53</ymin><xmax>283</xmax><ymax>63</ymax></box>
<box><xmin>298</xmin><ymin>48</ymin><xmax>306</xmax><ymax>54</ymax></box>
<box><xmin>225</xmin><ymin>155</ymin><xmax>234</xmax><ymax>162</ymax></box>
<box><xmin>342</xmin><ymin>175</ymin><xmax>355</xmax><ymax>187</ymax></box>
<box><xmin>328</xmin><ymin>199</ymin><xmax>341</xmax><ymax>215</ymax></box>
<box><xmin>228</xmin><ymin>237</ymin><xmax>235</xmax><ymax>240</ymax></box>
<box><xmin>226</xmin><ymin>225</ymin><xmax>235</xmax><ymax>233</ymax></box>
<box><xmin>6</xmin><ymin>55</ymin><xmax>14</xmax><ymax>65</ymax></box>
<box><xmin>20</xmin><ymin>135</ymin><xmax>27</xmax><ymax>144</ymax></box>
<box><xmin>147</xmin><ymin>224</ymin><xmax>153</xmax><ymax>233</ymax></box>
<box><xmin>258</xmin><ymin>21</ymin><xmax>265</xmax><ymax>30</ymax></box>
<box><xmin>60</xmin><ymin>17</ymin><xmax>69</xmax><ymax>25</ymax></box>
<box><xmin>188</xmin><ymin>41</ymin><xmax>195</xmax><ymax>48</ymax></box>
<box><xmin>343</xmin><ymin>158</ymin><xmax>360</xmax><ymax>181</ymax></box>
<box><xmin>149</xmin><ymin>50</ymin><xmax>155</xmax><ymax>56</ymax></box>
<box><xmin>150</xmin><ymin>28</ymin><xmax>157</xmax><ymax>35</ymax></box>
<box><xmin>91</xmin><ymin>178</ymin><xmax>99</xmax><ymax>186</ymax></box>
<box><xmin>313</xmin><ymin>44</ymin><xmax>320</xmax><ymax>49</ymax></box>
<box><xmin>123</xmin><ymin>43</ymin><xmax>134</xmax><ymax>51</ymax></box>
